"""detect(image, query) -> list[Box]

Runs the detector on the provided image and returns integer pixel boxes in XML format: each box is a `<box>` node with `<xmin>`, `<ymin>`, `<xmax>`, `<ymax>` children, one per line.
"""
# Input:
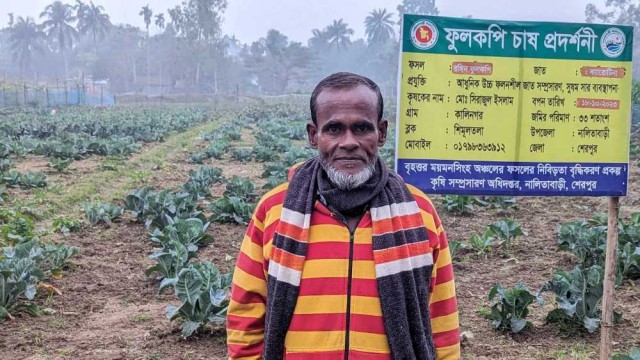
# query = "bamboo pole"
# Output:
<box><xmin>600</xmin><ymin>196</ymin><xmax>620</xmax><ymax>360</ymax></box>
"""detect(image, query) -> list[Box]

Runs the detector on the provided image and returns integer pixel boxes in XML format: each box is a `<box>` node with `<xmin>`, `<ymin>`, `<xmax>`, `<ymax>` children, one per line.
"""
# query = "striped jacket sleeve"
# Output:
<box><xmin>226</xmin><ymin>194</ymin><xmax>271</xmax><ymax>359</ymax></box>
<box><xmin>410</xmin><ymin>186</ymin><xmax>461</xmax><ymax>360</ymax></box>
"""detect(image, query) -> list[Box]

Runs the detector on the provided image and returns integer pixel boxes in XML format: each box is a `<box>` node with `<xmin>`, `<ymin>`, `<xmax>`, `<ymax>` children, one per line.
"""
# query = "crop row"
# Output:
<box><xmin>0</xmin><ymin>107</ymin><xmax>212</xmax><ymax>160</ymax></box>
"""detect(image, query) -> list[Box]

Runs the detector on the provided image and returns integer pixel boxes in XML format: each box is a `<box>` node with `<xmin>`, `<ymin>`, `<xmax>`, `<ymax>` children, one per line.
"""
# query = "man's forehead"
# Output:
<box><xmin>316</xmin><ymin>86</ymin><xmax>378</xmax><ymax>110</ymax></box>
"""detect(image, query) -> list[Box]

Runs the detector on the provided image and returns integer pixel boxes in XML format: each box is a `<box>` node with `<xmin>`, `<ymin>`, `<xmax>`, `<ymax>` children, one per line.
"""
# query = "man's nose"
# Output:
<box><xmin>339</xmin><ymin>130</ymin><xmax>359</xmax><ymax>150</ymax></box>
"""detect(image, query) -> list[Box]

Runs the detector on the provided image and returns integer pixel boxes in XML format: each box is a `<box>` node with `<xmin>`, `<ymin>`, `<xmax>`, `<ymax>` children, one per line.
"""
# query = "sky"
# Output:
<box><xmin>0</xmin><ymin>0</ymin><xmax>608</xmax><ymax>44</ymax></box>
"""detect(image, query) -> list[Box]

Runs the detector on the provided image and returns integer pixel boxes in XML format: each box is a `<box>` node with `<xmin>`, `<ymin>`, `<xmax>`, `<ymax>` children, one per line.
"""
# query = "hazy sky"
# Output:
<box><xmin>0</xmin><ymin>0</ymin><xmax>608</xmax><ymax>44</ymax></box>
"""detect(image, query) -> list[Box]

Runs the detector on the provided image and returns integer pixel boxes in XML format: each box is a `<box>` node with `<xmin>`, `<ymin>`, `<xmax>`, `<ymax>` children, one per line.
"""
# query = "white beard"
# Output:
<box><xmin>322</xmin><ymin>155</ymin><xmax>377</xmax><ymax>190</ymax></box>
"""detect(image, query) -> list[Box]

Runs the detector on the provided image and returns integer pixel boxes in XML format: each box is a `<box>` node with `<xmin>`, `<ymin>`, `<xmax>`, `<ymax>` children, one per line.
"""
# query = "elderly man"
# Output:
<box><xmin>227</xmin><ymin>72</ymin><xmax>460</xmax><ymax>360</ymax></box>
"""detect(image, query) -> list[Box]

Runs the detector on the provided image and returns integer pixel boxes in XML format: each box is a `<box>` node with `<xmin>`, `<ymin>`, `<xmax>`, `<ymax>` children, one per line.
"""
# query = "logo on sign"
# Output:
<box><xmin>410</xmin><ymin>20</ymin><xmax>438</xmax><ymax>50</ymax></box>
<box><xmin>600</xmin><ymin>28</ymin><xmax>625</xmax><ymax>58</ymax></box>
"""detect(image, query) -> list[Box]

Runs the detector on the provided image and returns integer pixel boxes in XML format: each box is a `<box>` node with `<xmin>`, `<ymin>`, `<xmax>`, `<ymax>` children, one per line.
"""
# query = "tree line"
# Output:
<box><xmin>0</xmin><ymin>0</ymin><xmax>637</xmax><ymax>96</ymax></box>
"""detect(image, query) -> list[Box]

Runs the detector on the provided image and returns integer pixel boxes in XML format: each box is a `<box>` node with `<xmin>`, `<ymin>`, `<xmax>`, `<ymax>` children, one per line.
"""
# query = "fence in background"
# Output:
<box><xmin>0</xmin><ymin>80</ymin><xmax>115</xmax><ymax>108</ymax></box>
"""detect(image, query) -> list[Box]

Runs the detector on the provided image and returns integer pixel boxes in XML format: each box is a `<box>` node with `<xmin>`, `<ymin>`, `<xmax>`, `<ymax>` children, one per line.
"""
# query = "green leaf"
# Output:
<box><xmin>488</xmin><ymin>285</ymin><xmax>500</xmax><ymax>301</ymax></box>
<box><xmin>175</xmin><ymin>267</ymin><xmax>203</xmax><ymax>305</ymax></box>
<box><xmin>165</xmin><ymin>304</ymin><xmax>179</xmax><ymax>320</ymax></box>
<box><xmin>583</xmin><ymin>316</ymin><xmax>600</xmax><ymax>333</ymax></box>
<box><xmin>0</xmin><ymin>306</ymin><xmax>9</xmax><ymax>322</ymax></box>
<box><xmin>510</xmin><ymin>318</ymin><xmax>527</xmax><ymax>333</ymax></box>
<box><xmin>181</xmin><ymin>321</ymin><xmax>202</xmax><ymax>338</ymax></box>
<box><xmin>158</xmin><ymin>277</ymin><xmax>176</xmax><ymax>294</ymax></box>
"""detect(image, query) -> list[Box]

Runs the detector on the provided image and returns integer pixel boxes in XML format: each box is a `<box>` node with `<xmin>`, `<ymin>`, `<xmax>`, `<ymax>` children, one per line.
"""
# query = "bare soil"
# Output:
<box><xmin>1</xmin><ymin>130</ymin><xmax>639</xmax><ymax>359</ymax></box>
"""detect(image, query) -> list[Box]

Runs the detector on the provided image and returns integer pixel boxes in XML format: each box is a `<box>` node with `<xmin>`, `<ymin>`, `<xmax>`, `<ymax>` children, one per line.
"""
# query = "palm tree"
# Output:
<box><xmin>154</xmin><ymin>13</ymin><xmax>165</xmax><ymax>91</ymax></box>
<box><xmin>308</xmin><ymin>28</ymin><xmax>329</xmax><ymax>50</ymax></box>
<box><xmin>154</xmin><ymin>13</ymin><xmax>165</xmax><ymax>30</ymax></box>
<box><xmin>140</xmin><ymin>5</ymin><xmax>152</xmax><ymax>91</ymax></box>
<box><xmin>7</xmin><ymin>13</ymin><xmax>14</xmax><ymax>27</ymax></box>
<box><xmin>325</xmin><ymin>19</ymin><xmax>354</xmax><ymax>51</ymax></box>
<box><xmin>76</xmin><ymin>0</ymin><xmax>111</xmax><ymax>55</ymax></box>
<box><xmin>40</xmin><ymin>1</ymin><xmax>78</xmax><ymax>79</ymax></box>
<box><xmin>9</xmin><ymin>17</ymin><xmax>45</xmax><ymax>78</ymax></box>
<box><xmin>365</xmin><ymin>9</ymin><xmax>395</xmax><ymax>44</ymax></box>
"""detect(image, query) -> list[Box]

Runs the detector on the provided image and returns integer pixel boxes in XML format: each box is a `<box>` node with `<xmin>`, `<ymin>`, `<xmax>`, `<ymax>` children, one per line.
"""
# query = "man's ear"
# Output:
<box><xmin>377</xmin><ymin>119</ymin><xmax>389</xmax><ymax>146</ymax></box>
<box><xmin>307</xmin><ymin>122</ymin><xmax>318</xmax><ymax>148</ymax></box>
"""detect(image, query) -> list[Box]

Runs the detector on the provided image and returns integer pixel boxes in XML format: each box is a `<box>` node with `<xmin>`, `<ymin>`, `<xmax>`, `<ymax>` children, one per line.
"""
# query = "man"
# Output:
<box><xmin>227</xmin><ymin>72</ymin><xmax>460</xmax><ymax>360</ymax></box>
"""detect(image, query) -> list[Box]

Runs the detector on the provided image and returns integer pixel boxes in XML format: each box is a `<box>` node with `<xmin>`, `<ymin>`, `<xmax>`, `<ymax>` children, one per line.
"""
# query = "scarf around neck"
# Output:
<box><xmin>316</xmin><ymin>157</ymin><xmax>387</xmax><ymax>216</ymax></box>
<box><xmin>263</xmin><ymin>156</ymin><xmax>437</xmax><ymax>360</ymax></box>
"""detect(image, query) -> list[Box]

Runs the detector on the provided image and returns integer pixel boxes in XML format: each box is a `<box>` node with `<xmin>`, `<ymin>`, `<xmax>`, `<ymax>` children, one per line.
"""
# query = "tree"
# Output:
<box><xmin>140</xmin><ymin>4</ymin><xmax>153</xmax><ymax>91</ymax></box>
<box><xmin>308</xmin><ymin>28</ymin><xmax>330</xmax><ymax>51</ymax></box>
<box><xmin>40</xmin><ymin>1</ymin><xmax>78</xmax><ymax>79</ymax></box>
<box><xmin>325</xmin><ymin>19</ymin><xmax>354</xmax><ymax>51</ymax></box>
<box><xmin>76</xmin><ymin>0</ymin><xmax>111</xmax><ymax>55</ymax></box>
<box><xmin>91</xmin><ymin>24</ymin><xmax>143</xmax><ymax>92</ymax></box>
<box><xmin>155</xmin><ymin>13</ymin><xmax>165</xmax><ymax>30</ymax></box>
<box><xmin>154</xmin><ymin>13</ymin><xmax>166</xmax><ymax>91</ymax></box>
<box><xmin>365</xmin><ymin>9</ymin><xmax>395</xmax><ymax>44</ymax></box>
<box><xmin>7</xmin><ymin>13</ymin><xmax>14</xmax><ymax>28</ymax></box>
<box><xmin>9</xmin><ymin>17</ymin><xmax>45</xmax><ymax>78</ymax></box>
<box><xmin>397</xmin><ymin>0</ymin><xmax>439</xmax><ymax>24</ymax></box>
<box><xmin>586</xmin><ymin>0</ymin><xmax>640</xmax><ymax>78</ymax></box>
<box><xmin>246</xmin><ymin>29</ymin><xmax>310</xmax><ymax>94</ymax></box>
<box><xmin>168</xmin><ymin>0</ymin><xmax>228</xmax><ymax>92</ymax></box>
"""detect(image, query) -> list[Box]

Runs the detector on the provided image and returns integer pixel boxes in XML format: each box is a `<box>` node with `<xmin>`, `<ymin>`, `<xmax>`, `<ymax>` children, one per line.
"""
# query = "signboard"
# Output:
<box><xmin>395</xmin><ymin>15</ymin><xmax>633</xmax><ymax>196</ymax></box>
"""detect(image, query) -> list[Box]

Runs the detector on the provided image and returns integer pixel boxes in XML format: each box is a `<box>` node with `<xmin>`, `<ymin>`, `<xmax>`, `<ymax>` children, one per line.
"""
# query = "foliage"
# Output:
<box><xmin>0</xmin><ymin>233</ymin><xmax>77</xmax><ymax>322</ymax></box>
<box><xmin>488</xmin><ymin>282</ymin><xmax>540</xmax><ymax>333</ymax></box>
<box><xmin>83</xmin><ymin>202</ymin><xmax>123</xmax><ymax>225</ymax></box>
<box><xmin>488</xmin><ymin>219</ymin><xmax>526</xmax><ymax>255</ymax></box>
<box><xmin>448</xmin><ymin>240</ymin><xmax>464</xmax><ymax>262</ymax></box>
<box><xmin>252</xmin><ymin>144</ymin><xmax>278</xmax><ymax>162</ymax></box>
<box><xmin>189</xmin><ymin>152</ymin><xmax>206</xmax><ymax>164</ymax></box>
<box><xmin>1</xmin><ymin>171</ymin><xmax>48</xmax><ymax>189</ymax></box>
<box><xmin>441</xmin><ymin>195</ymin><xmax>482</xmax><ymax>215</ymax></box>
<box><xmin>283</xmin><ymin>147</ymin><xmax>315</xmax><ymax>167</ymax></box>
<box><xmin>255</xmin><ymin>131</ymin><xmax>292</xmax><ymax>152</ymax></box>
<box><xmin>149</xmin><ymin>217</ymin><xmax>214</xmax><ymax>251</ymax></box>
<box><xmin>557</xmin><ymin>215</ymin><xmax>640</xmax><ymax>283</ymax></box>
<box><xmin>0</xmin><ymin>108</ymin><xmax>208</xmax><ymax>162</ymax></box>
<box><xmin>165</xmin><ymin>261</ymin><xmax>233</xmax><ymax>338</ymax></box>
<box><xmin>0</xmin><ymin>158</ymin><xmax>15</xmax><ymax>173</ymax></box>
<box><xmin>231</xmin><ymin>147</ymin><xmax>253</xmax><ymax>162</ymax></box>
<box><xmin>557</xmin><ymin>220</ymin><xmax>606</xmax><ymax>268</ymax></box>
<box><xmin>365</xmin><ymin>9</ymin><xmax>395</xmax><ymax>44</ymax></box>
<box><xmin>208</xmin><ymin>196</ymin><xmax>255</xmax><ymax>225</ymax></box>
<box><xmin>479</xmin><ymin>196</ymin><xmax>518</xmax><ymax>212</ymax></box>
<box><xmin>0</xmin><ymin>209</ymin><xmax>36</xmax><ymax>245</ymax></box>
<box><xmin>224</xmin><ymin>176</ymin><xmax>256</xmax><ymax>201</ymax></box>
<box><xmin>540</xmin><ymin>265</ymin><xmax>611</xmax><ymax>333</ymax></box>
<box><xmin>49</xmin><ymin>157</ymin><xmax>74</xmax><ymax>172</ymax></box>
<box><xmin>182</xmin><ymin>166</ymin><xmax>224</xmax><ymax>200</ymax></box>
<box><xmin>613</xmin><ymin>348</ymin><xmax>640</xmax><ymax>360</ymax></box>
<box><xmin>42</xmin><ymin>242</ymin><xmax>79</xmax><ymax>279</ymax></box>
<box><xmin>125</xmin><ymin>188</ymin><xmax>200</xmax><ymax>229</ymax></box>
<box><xmin>52</xmin><ymin>216</ymin><xmax>82</xmax><ymax>235</ymax></box>
<box><xmin>379</xmin><ymin>143</ymin><xmax>395</xmax><ymax>169</ymax></box>
<box><xmin>20</xmin><ymin>172</ymin><xmax>48</xmax><ymax>188</ymax></box>
<box><xmin>586</xmin><ymin>0</ymin><xmax>640</xmax><ymax>79</ymax></box>
<box><xmin>145</xmin><ymin>238</ymin><xmax>198</xmax><ymax>289</ymax></box>
<box><xmin>0</xmin><ymin>184</ymin><xmax>6</xmax><ymax>204</ymax></box>
<box><xmin>261</xmin><ymin>162</ymin><xmax>288</xmax><ymax>190</ymax></box>
<box><xmin>0</xmin><ymin>243</ymin><xmax>44</xmax><ymax>322</ymax></box>
<box><xmin>468</xmin><ymin>230</ymin><xmax>495</xmax><ymax>258</ymax></box>
<box><xmin>204</xmin><ymin>143</ymin><xmax>228</xmax><ymax>159</ymax></box>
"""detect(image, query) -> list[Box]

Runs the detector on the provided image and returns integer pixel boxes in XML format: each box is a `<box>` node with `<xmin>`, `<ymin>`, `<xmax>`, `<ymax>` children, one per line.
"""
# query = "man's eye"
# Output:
<box><xmin>355</xmin><ymin>124</ymin><xmax>373</xmax><ymax>133</ymax></box>
<box><xmin>327</xmin><ymin>126</ymin><xmax>341</xmax><ymax>133</ymax></box>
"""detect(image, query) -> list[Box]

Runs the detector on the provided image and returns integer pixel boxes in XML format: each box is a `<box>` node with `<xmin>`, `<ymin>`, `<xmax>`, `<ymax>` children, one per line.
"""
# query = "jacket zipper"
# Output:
<box><xmin>344</xmin><ymin>227</ymin><xmax>355</xmax><ymax>360</ymax></box>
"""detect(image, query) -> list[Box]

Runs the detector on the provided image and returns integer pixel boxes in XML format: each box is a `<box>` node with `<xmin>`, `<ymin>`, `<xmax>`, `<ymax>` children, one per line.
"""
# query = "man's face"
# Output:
<box><xmin>307</xmin><ymin>85</ymin><xmax>388</xmax><ymax>177</ymax></box>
